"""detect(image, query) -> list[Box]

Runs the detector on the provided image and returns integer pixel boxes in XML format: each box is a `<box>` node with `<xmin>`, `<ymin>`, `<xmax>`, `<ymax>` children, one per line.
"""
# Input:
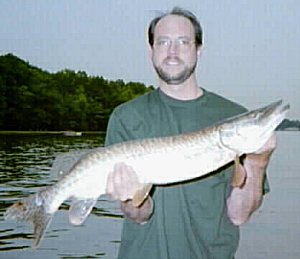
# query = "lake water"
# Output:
<box><xmin>0</xmin><ymin>132</ymin><xmax>299</xmax><ymax>259</ymax></box>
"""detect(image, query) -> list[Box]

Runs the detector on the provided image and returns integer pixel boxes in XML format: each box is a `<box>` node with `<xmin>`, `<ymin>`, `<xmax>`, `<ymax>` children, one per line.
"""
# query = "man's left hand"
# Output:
<box><xmin>245</xmin><ymin>134</ymin><xmax>277</xmax><ymax>169</ymax></box>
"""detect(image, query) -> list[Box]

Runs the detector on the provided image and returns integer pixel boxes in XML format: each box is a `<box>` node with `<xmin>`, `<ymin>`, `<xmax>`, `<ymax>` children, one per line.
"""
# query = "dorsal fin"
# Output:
<box><xmin>50</xmin><ymin>150</ymin><xmax>91</xmax><ymax>180</ymax></box>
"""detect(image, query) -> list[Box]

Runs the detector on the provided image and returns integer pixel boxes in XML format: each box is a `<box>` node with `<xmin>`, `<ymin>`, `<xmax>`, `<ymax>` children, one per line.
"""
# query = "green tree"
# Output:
<box><xmin>0</xmin><ymin>53</ymin><xmax>153</xmax><ymax>131</ymax></box>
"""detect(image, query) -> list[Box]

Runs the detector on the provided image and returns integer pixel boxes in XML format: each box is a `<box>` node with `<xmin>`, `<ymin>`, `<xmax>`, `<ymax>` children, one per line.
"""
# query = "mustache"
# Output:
<box><xmin>163</xmin><ymin>56</ymin><xmax>183</xmax><ymax>64</ymax></box>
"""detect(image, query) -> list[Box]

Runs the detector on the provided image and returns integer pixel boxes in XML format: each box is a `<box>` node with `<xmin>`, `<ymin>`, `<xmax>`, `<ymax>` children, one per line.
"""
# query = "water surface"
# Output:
<box><xmin>0</xmin><ymin>132</ymin><xmax>299</xmax><ymax>258</ymax></box>
<box><xmin>0</xmin><ymin>133</ymin><xmax>122</xmax><ymax>259</ymax></box>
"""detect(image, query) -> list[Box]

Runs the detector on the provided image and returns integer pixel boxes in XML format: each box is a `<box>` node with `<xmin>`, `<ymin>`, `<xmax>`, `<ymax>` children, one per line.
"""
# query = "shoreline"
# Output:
<box><xmin>0</xmin><ymin>131</ymin><xmax>105</xmax><ymax>135</ymax></box>
<box><xmin>0</xmin><ymin>129</ymin><xmax>299</xmax><ymax>135</ymax></box>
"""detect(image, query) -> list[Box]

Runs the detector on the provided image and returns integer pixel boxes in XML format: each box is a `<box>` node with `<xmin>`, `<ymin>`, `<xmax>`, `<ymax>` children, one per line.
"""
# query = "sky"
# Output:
<box><xmin>1</xmin><ymin>0</ymin><xmax>299</xmax><ymax>118</ymax></box>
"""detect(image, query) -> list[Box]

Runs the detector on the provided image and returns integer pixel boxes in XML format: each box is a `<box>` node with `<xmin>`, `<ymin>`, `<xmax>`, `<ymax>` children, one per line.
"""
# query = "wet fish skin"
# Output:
<box><xmin>4</xmin><ymin>100</ymin><xmax>289</xmax><ymax>248</ymax></box>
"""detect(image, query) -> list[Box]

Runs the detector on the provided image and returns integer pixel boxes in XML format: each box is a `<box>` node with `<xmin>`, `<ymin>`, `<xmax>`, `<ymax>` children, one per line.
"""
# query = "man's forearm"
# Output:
<box><xmin>227</xmin><ymin>172</ymin><xmax>264</xmax><ymax>225</ymax></box>
<box><xmin>227</xmin><ymin>135</ymin><xmax>275</xmax><ymax>226</ymax></box>
<box><xmin>227</xmin><ymin>153</ymin><xmax>271</xmax><ymax>225</ymax></box>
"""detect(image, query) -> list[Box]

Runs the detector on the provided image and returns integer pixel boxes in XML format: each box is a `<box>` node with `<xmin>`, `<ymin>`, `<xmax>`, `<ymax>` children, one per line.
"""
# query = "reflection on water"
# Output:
<box><xmin>0</xmin><ymin>133</ymin><xmax>122</xmax><ymax>259</ymax></box>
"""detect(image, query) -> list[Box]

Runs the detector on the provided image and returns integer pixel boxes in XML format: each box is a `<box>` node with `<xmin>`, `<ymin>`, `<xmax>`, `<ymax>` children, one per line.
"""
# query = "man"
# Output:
<box><xmin>105</xmin><ymin>7</ymin><xmax>275</xmax><ymax>259</ymax></box>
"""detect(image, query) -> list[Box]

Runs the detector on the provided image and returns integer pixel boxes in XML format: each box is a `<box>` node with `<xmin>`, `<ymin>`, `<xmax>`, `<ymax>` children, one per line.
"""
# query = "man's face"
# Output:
<box><xmin>151</xmin><ymin>15</ymin><xmax>199</xmax><ymax>85</ymax></box>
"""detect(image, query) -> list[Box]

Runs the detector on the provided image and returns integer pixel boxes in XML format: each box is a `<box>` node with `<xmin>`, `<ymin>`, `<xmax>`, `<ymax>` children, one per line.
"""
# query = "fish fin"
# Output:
<box><xmin>51</xmin><ymin>149</ymin><xmax>92</xmax><ymax>180</ymax></box>
<box><xmin>69</xmin><ymin>198</ymin><xmax>96</xmax><ymax>225</ymax></box>
<box><xmin>32</xmin><ymin>211</ymin><xmax>52</xmax><ymax>248</ymax></box>
<box><xmin>132</xmin><ymin>183</ymin><xmax>153</xmax><ymax>207</ymax></box>
<box><xmin>231</xmin><ymin>155</ymin><xmax>247</xmax><ymax>188</ymax></box>
<box><xmin>4</xmin><ymin>192</ymin><xmax>54</xmax><ymax>248</ymax></box>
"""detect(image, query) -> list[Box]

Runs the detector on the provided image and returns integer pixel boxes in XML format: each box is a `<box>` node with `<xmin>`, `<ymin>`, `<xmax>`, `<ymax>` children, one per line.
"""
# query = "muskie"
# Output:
<box><xmin>5</xmin><ymin>100</ymin><xmax>289</xmax><ymax>248</ymax></box>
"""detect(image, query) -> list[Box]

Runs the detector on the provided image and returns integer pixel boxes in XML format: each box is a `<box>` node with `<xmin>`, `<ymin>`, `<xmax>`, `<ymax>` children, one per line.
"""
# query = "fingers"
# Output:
<box><xmin>231</xmin><ymin>156</ymin><xmax>247</xmax><ymax>188</ymax></box>
<box><xmin>244</xmin><ymin>134</ymin><xmax>277</xmax><ymax>169</ymax></box>
<box><xmin>106</xmin><ymin>170</ymin><xmax>115</xmax><ymax>198</ymax></box>
<box><xmin>254</xmin><ymin>133</ymin><xmax>277</xmax><ymax>155</ymax></box>
<box><xmin>106</xmin><ymin>163</ymin><xmax>141</xmax><ymax>202</ymax></box>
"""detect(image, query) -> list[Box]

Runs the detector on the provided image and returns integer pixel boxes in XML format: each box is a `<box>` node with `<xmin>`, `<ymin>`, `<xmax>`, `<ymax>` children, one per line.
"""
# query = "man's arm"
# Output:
<box><xmin>227</xmin><ymin>135</ymin><xmax>276</xmax><ymax>225</ymax></box>
<box><xmin>106</xmin><ymin>163</ymin><xmax>154</xmax><ymax>224</ymax></box>
<box><xmin>105</xmin><ymin>110</ymin><xmax>153</xmax><ymax>224</ymax></box>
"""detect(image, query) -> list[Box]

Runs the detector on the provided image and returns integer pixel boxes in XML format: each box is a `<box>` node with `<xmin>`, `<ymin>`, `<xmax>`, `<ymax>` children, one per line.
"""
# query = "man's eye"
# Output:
<box><xmin>157</xmin><ymin>40</ymin><xmax>169</xmax><ymax>46</ymax></box>
<box><xmin>178</xmin><ymin>39</ymin><xmax>190</xmax><ymax>45</ymax></box>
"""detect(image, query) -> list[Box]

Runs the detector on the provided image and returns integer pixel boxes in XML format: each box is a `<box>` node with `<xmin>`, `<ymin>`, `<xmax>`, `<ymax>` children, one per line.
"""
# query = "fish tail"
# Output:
<box><xmin>4</xmin><ymin>191</ymin><xmax>54</xmax><ymax>248</ymax></box>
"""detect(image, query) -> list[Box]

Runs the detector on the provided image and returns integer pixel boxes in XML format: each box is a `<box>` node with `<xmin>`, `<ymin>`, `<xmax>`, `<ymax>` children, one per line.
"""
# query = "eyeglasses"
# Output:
<box><xmin>153</xmin><ymin>37</ymin><xmax>196</xmax><ymax>51</ymax></box>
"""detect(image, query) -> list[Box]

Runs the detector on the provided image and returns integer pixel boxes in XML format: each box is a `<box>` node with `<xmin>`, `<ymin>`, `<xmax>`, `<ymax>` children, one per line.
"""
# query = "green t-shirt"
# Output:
<box><xmin>105</xmin><ymin>88</ymin><xmax>249</xmax><ymax>259</ymax></box>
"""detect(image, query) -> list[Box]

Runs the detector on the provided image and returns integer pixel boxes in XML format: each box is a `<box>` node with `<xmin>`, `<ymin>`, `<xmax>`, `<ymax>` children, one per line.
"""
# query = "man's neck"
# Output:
<box><xmin>159</xmin><ymin>76</ymin><xmax>203</xmax><ymax>101</ymax></box>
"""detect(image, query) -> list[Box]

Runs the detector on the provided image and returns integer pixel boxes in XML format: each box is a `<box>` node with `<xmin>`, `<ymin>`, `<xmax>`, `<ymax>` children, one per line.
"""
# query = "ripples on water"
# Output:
<box><xmin>0</xmin><ymin>133</ymin><xmax>122</xmax><ymax>258</ymax></box>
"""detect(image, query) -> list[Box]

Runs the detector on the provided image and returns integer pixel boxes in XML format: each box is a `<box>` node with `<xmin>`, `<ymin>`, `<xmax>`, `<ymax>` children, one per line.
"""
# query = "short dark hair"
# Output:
<box><xmin>148</xmin><ymin>7</ymin><xmax>203</xmax><ymax>47</ymax></box>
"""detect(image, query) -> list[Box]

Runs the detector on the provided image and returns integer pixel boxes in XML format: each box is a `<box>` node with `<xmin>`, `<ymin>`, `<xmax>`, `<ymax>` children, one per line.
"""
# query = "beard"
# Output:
<box><xmin>154</xmin><ymin>57</ymin><xmax>197</xmax><ymax>85</ymax></box>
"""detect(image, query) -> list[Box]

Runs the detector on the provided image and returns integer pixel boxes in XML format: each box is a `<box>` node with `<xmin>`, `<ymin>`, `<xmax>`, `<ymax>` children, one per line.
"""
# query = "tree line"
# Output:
<box><xmin>0</xmin><ymin>53</ymin><xmax>153</xmax><ymax>131</ymax></box>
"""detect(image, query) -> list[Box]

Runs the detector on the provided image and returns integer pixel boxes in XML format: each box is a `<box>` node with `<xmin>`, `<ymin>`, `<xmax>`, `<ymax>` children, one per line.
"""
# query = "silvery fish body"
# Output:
<box><xmin>4</xmin><ymin>100</ymin><xmax>289</xmax><ymax>248</ymax></box>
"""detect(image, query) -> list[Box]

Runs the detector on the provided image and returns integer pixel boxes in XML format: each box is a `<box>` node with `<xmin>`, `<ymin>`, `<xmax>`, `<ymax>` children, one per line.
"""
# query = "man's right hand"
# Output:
<box><xmin>106</xmin><ymin>162</ymin><xmax>142</xmax><ymax>201</ymax></box>
<box><xmin>105</xmin><ymin>162</ymin><xmax>154</xmax><ymax>224</ymax></box>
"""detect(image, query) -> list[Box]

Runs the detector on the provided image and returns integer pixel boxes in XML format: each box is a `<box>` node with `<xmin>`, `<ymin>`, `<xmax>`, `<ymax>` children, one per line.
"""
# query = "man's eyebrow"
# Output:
<box><xmin>155</xmin><ymin>36</ymin><xmax>192</xmax><ymax>39</ymax></box>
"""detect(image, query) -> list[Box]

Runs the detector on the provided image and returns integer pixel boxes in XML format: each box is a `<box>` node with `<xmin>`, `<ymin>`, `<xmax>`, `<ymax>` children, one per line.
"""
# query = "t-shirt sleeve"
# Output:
<box><xmin>105</xmin><ymin>108</ymin><xmax>129</xmax><ymax>146</ymax></box>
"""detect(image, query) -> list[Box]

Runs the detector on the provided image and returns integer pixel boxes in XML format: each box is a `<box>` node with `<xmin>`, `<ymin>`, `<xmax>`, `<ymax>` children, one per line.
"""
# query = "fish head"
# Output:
<box><xmin>219</xmin><ymin>100</ymin><xmax>289</xmax><ymax>154</ymax></box>
<box><xmin>219</xmin><ymin>120</ymin><xmax>263</xmax><ymax>154</ymax></box>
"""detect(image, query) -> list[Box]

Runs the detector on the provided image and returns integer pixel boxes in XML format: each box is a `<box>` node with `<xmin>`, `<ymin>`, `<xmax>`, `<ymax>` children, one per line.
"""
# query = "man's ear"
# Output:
<box><xmin>197</xmin><ymin>45</ymin><xmax>203</xmax><ymax>57</ymax></box>
<box><xmin>148</xmin><ymin>44</ymin><xmax>154</xmax><ymax>59</ymax></box>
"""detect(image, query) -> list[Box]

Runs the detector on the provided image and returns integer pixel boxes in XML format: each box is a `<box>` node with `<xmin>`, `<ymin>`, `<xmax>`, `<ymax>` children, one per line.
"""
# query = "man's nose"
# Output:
<box><xmin>167</xmin><ymin>40</ymin><xmax>179</xmax><ymax>55</ymax></box>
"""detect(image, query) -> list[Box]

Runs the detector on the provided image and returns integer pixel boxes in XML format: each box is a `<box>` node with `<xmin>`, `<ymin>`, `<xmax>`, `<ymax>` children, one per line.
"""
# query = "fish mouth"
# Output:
<box><xmin>257</xmin><ymin>100</ymin><xmax>290</xmax><ymax>132</ymax></box>
<box><xmin>216</xmin><ymin>100</ymin><xmax>289</xmax><ymax>129</ymax></box>
<box><xmin>246</xmin><ymin>100</ymin><xmax>290</xmax><ymax>147</ymax></box>
<box><xmin>219</xmin><ymin>99</ymin><xmax>289</xmax><ymax>154</ymax></box>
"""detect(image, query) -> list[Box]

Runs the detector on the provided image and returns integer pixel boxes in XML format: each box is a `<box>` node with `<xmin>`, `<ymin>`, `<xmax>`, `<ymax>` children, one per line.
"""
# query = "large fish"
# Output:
<box><xmin>4</xmin><ymin>100</ymin><xmax>289</xmax><ymax>248</ymax></box>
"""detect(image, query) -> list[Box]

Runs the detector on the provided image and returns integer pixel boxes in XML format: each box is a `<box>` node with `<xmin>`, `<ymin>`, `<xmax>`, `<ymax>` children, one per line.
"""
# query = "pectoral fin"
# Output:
<box><xmin>231</xmin><ymin>155</ymin><xmax>247</xmax><ymax>188</ymax></box>
<box><xmin>69</xmin><ymin>198</ymin><xmax>97</xmax><ymax>225</ymax></box>
<box><xmin>132</xmin><ymin>183</ymin><xmax>153</xmax><ymax>207</ymax></box>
